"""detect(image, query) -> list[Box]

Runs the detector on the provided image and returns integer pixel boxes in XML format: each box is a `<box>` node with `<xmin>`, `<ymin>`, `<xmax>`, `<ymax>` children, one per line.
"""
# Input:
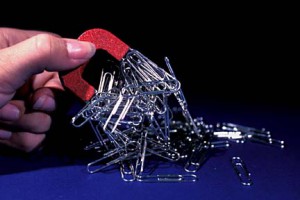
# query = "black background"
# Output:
<box><xmin>0</xmin><ymin>3</ymin><xmax>297</xmax><ymax>110</ymax></box>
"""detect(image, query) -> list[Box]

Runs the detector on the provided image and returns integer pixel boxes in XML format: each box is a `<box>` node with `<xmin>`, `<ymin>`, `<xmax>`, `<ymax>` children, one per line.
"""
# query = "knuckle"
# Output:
<box><xmin>34</xmin><ymin>34</ymin><xmax>55</xmax><ymax>57</ymax></box>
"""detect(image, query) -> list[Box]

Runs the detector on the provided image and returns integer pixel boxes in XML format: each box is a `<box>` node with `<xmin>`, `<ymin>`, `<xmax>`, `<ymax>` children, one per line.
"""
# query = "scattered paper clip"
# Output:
<box><xmin>136</xmin><ymin>174</ymin><xmax>198</xmax><ymax>183</ymax></box>
<box><xmin>231</xmin><ymin>157</ymin><xmax>253</xmax><ymax>186</ymax></box>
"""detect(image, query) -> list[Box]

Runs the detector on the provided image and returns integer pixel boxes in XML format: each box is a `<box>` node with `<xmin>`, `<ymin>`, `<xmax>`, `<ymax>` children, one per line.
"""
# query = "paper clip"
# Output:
<box><xmin>231</xmin><ymin>156</ymin><xmax>253</xmax><ymax>186</ymax></box>
<box><xmin>136</xmin><ymin>174</ymin><xmax>198</xmax><ymax>183</ymax></box>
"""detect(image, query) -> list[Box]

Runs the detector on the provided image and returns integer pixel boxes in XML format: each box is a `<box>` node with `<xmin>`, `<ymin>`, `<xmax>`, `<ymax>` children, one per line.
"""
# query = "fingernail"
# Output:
<box><xmin>66</xmin><ymin>39</ymin><xmax>96</xmax><ymax>60</ymax></box>
<box><xmin>33</xmin><ymin>95</ymin><xmax>56</xmax><ymax>111</ymax></box>
<box><xmin>0</xmin><ymin>104</ymin><xmax>20</xmax><ymax>121</ymax></box>
<box><xmin>0</xmin><ymin>129</ymin><xmax>12</xmax><ymax>140</ymax></box>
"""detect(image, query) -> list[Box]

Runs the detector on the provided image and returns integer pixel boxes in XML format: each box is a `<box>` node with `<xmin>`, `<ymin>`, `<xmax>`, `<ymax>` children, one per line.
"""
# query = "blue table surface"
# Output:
<box><xmin>1</xmin><ymin>101</ymin><xmax>299</xmax><ymax>200</ymax></box>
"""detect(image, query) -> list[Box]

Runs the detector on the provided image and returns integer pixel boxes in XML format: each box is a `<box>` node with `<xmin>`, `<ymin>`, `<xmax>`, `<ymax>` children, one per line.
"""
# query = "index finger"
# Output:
<box><xmin>0</xmin><ymin>27</ymin><xmax>60</xmax><ymax>49</ymax></box>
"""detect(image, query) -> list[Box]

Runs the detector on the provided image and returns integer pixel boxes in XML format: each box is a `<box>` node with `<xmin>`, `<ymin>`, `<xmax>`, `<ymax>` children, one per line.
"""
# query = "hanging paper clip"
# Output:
<box><xmin>61</xmin><ymin>28</ymin><xmax>130</xmax><ymax>101</ymax></box>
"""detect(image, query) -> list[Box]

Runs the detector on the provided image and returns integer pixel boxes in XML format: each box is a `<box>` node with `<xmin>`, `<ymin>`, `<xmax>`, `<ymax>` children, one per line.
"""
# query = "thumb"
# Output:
<box><xmin>0</xmin><ymin>34</ymin><xmax>96</xmax><ymax>106</ymax></box>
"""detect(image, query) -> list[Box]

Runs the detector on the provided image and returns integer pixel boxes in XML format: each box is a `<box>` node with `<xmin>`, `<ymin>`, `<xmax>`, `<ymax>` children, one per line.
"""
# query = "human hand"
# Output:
<box><xmin>0</xmin><ymin>27</ymin><xmax>96</xmax><ymax>152</ymax></box>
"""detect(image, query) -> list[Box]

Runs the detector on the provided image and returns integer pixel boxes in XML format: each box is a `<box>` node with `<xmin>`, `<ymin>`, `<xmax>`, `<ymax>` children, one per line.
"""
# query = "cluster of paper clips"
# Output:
<box><xmin>69</xmin><ymin>49</ymin><xmax>284</xmax><ymax>184</ymax></box>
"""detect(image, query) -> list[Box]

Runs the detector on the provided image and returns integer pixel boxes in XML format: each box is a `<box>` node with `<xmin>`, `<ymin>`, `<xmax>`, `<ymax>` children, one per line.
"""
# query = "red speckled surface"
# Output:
<box><xmin>79</xmin><ymin>28</ymin><xmax>129</xmax><ymax>61</ymax></box>
<box><xmin>61</xmin><ymin>28</ymin><xmax>130</xmax><ymax>101</ymax></box>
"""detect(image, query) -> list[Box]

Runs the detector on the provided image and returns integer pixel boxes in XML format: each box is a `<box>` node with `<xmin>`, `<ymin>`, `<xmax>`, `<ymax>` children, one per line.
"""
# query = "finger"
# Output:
<box><xmin>0</xmin><ymin>34</ymin><xmax>96</xmax><ymax>107</ymax></box>
<box><xmin>29</xmin><ymin>71</ymin><xmax>64</xmax><ymax>112</ymax></box>
<box><xmin>0</xmin><ymin>132</ymin><xmax>46</xmax><ymax>152</ymax></box>
<box><xmin>0</xmin><ymin>111</ymin><xmax>51</xmax><ymax>133</ymax></box>
<box><xmin>0</xmin><ymin>27</ymin><xmax>59</xmax><ymax>49</ymax></box>
<box><xmin>0</xmin><ymin>129</ymin><xmax>12</xmax><ymax>139</ymax></box>
<box><xmin>31</xmin><ymin>71</ymin><xmax>64</xmax><ymax>90</ymax></box>
<box><xmin>31</xmin><ymin>87</ymin><xmax>57</xmax><ymax>112</ymax></box>
<box><xmin>0</xmin><ymin>100</ymin><xmax>51</xmax><ymax>133</ymax></box>
<box><xmin>0</xmin><ymin>103</ymin><xmax>20</xmax><ymax>121</ymax></box>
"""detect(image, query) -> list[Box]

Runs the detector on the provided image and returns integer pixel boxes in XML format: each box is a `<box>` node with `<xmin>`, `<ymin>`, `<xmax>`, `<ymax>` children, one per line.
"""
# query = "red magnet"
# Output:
<box><xmin>61</xmin><ymin>28</ymin><xmax>130</xmax><ymax>101</ymax></box>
